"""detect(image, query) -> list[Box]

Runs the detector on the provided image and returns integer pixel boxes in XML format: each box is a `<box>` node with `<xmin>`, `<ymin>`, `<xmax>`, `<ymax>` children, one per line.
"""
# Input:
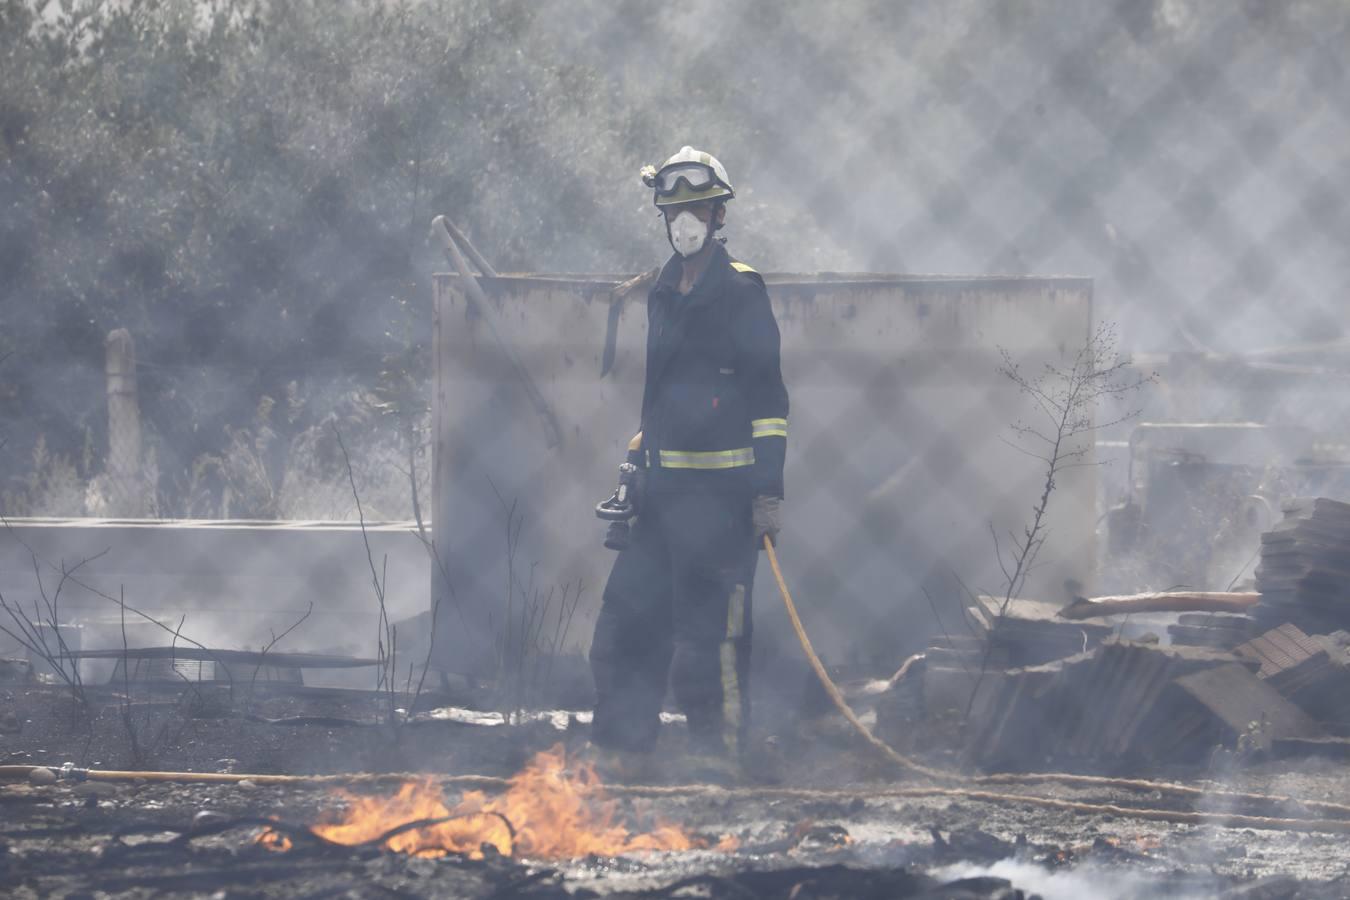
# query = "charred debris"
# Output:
<box><xmin>11</xmin><ymin>504</ymin><xmax>1350</xmax><ymax>898</ymax></box>
<box><xmin>907</xmin><ymin>497</ymin><xmax>1350</xmax><ymax>777</ymax></box>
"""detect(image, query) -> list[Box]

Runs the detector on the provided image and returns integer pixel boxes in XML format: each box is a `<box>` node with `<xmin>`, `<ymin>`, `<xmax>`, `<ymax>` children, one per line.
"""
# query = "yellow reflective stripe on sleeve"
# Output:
<box><xmin>751</xmin><ymin>418</ymin><xmax>788</xmax><ymax>439</ymax></box>
<box><xmin>730</xmin><ymin>261</ymin><xmax>758</xmax><ymax>274</ymax></box>
<box><xmin>657</xmin><ymin>448</ymin><xmax>755</xmax><ymax>469</ymax></box>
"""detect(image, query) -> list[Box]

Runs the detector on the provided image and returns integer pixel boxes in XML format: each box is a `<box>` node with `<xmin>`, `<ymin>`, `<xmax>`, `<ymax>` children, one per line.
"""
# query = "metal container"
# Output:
<box><xmin>432</xmin><ymin>271</ymin><xmax>1095</xmax><ymax>685</ymax></box>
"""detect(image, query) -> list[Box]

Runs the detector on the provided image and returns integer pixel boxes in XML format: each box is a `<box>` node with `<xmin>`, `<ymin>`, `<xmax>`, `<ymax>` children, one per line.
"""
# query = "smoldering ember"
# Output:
<box><xmin>6</xmin><ymin>3</ymin><xmax>1350</xmax><ymax>900</ymax></box>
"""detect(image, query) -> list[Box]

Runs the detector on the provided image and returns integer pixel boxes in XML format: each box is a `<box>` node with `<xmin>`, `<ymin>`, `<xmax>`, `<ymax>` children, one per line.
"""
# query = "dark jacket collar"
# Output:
<box><xmin>644</xmin><ymin>243</ymin><xmax>733</xmax><ymax>402</ymax></box>
<box><xmin>652</xmin><ymin>242</ymin><xmax>732</xmax><ymax>306</ymax></box>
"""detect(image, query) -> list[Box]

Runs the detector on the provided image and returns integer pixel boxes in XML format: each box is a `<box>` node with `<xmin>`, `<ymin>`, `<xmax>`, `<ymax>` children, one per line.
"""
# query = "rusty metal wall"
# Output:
<box><xmin>431</xmin><ymin>272</ymin><xmax>1095</xmax><ymax>684</ymax></box>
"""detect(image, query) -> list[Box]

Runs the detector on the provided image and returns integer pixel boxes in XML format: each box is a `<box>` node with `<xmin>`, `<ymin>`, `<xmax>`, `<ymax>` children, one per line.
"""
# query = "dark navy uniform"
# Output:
<box><xmin>590</xmin><ymin>244</ymin><xmax>788</xmax><ymax>756</ymax></box>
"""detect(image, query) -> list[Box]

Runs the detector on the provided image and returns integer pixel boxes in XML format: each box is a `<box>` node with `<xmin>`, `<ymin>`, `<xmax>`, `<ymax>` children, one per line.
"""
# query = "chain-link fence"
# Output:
<box><xmin>429</xmin><ymin>272</ymin><xmax>1098</xmax><ymax>702</ymax></box>
<box><xmin>3</xmin><ymin>1</ymin><xmax>1348</xmax><ymax>706</ymax></box>
<box><xmin>426</xmin><ymin>1</ymin><xmax>1350</xmax><ymax>710</ymax></box>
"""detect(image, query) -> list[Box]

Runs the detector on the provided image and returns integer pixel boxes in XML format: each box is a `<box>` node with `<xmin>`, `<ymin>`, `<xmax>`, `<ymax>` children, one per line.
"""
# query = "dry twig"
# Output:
<box><xmin>964</xmin><ymin>324</ymin><xmax>1153</xmax><ymax>720</ymax></box>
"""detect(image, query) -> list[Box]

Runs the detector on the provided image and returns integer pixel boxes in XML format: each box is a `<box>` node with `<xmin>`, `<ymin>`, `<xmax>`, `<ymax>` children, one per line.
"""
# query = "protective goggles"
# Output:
<box><xmin>650</xmin><ymin>162</ymin><xmax>730</xmax><ymax>198</ymax></box>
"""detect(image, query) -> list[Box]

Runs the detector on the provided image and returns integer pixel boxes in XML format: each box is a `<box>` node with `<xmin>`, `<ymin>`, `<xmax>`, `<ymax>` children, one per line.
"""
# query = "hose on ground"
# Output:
<box><xmin>0</xmin><ymin>765</ymin><xmax>505</xmax><ymax>789</ymax></box>
<box><xmin>7</xmin><ymin>763</ymin><xmax>1350</xmax><ymax>835</ymax></box>
<box><xmin>764</xmin><ymin>537</ymin><xmax>953</xmax><ymax>782</ymax></box>
<box><xmin>624</xmin><ymin>782</ymin><xmax>1350</xmax><ymax>835</ymax></box>
<box><xmin>762</xmin><ymin>536</ymin><xmax>1350</xmax><ymax>823</ymax></box>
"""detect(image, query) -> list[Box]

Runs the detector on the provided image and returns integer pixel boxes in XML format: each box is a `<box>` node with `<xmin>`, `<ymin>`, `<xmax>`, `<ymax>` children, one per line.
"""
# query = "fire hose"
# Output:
<box><xmin>6</xmin><ymin>764</ymin><xmax>1350</xmax><ymax>836</ymax></box>
<box><xmin>7</xmin><ymin>761</ymin><xmax>1348</xmax><ymax>824</ymax></box>
<box><xmin>763</xmin><ymin>537</ymin><xmax>952</xmax><ymax>782</ymax></box>
<box><xmin>760</xmin><ymin>536</ymin><xmax>1350</xmax><ymax>832</ymax></box>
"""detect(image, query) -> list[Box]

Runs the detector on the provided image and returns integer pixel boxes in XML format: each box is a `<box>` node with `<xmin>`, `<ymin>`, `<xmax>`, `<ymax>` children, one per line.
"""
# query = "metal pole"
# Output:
<box><xmin>430</xmin><ymin>217</ymin><xmax>562</xmax><ymax>450</ymax></box>
<box><xmin>432</xmin><ymin>215</ymin><xmax>498</xmax><ymax>278</ymax></box>
<box><xmin>105</xmin><ymin>328</ymin><xmax>143</xmax><ymax>516</ymax></box>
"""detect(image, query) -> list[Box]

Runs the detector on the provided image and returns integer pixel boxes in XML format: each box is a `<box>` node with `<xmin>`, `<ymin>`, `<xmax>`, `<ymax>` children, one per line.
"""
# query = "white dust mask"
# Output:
<box><xmin>667</xmin><ymin>210</ymin><xmax>708</xmax><ymax>257</ymax></box>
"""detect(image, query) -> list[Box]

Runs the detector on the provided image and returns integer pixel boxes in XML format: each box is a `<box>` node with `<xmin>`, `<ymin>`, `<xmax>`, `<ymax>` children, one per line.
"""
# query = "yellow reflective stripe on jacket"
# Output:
<box><xmin>730</xmin><ymin>261</ymin><xmax>757</xmax><ymax>274</ymax></box>
<box><xmin>657</xmin><ymin>448</ymin><xmax>755</xmax><ymax>469</ymax></box>
<box><xmin>751</xmin><ymin>417</ymin><xmax>788</xmax><ymax>439</ymax></box>
<box><xmin>720</xmin><ymin>641</ymin><xmax>741</xmax><ymax>753</ymax></box>
<box><xmin>721</xmin><ymin>584</ymin><xmax>747</xmax><ymax>754</ymax></box>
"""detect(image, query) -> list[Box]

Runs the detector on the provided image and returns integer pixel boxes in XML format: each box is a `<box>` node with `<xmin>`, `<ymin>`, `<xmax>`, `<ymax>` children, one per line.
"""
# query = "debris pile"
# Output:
<box><xmin>965</xmin><ymin>595</ymin><xmax>1113</xmax><ymax>666</ymax></box>
<box><xmin>1235</xmin><ymin>624</ymin><xmax>1350</xmax><ymax>733</ymax></box>
<box><xmin>1162</xmin><ymin>662</ymin><xmax>1324</xmax><ymax>760</ymax></box>
<box><xmin>926</xmin><ymin>497</ymin><xmax>1350</xmax><ymax>773</ymax></box>
<box><xmin>1168</xmin><ymin>613</ymin><xmax>1255</xmax><ymax>650</ymax></box>
<box><xmin>965</xmin><ymin>641</ymin><xmax>1251</xmax><ymax>769</ymax></box>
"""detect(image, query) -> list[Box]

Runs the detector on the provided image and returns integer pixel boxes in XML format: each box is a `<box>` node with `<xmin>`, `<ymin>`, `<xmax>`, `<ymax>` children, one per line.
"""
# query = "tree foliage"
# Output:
<box><xmin>2</xmin><ymin>0</ymin><xmax>1346</xmax><ymax>515</ymax></box>
<box><xmin>0</xmin><ymin>0</ymin><xmax>663</xmax><ymax>514</ymax></box>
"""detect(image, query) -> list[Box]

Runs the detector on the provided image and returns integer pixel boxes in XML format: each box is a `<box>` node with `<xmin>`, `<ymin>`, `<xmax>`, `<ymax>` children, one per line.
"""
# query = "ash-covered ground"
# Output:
<box><xmin>4</xmin><ymin>684</ymin><xmax>1350</xmax><ymax>898</ymax></box>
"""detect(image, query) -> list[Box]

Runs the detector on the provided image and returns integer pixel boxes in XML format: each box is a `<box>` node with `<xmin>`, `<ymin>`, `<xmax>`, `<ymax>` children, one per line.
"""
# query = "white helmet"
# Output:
<box><xmin>641</xmin><ymin>146</ymin><xmax>735</xmax><ymax>207</ymax></box>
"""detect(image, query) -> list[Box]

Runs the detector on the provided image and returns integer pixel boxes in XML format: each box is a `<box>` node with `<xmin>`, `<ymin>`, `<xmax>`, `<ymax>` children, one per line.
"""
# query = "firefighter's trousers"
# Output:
<box><xmin>590</xmin><ymin>489</ymin><xmax>757</xmax><ymax>756</ymax></box>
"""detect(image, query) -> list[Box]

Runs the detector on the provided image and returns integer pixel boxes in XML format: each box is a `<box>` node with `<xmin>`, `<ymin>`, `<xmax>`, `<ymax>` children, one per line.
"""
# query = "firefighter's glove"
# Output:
<box><xmin>753</xmin><ymin>495</ymin><xmax>782</xmax><ymax>547</ymax></box>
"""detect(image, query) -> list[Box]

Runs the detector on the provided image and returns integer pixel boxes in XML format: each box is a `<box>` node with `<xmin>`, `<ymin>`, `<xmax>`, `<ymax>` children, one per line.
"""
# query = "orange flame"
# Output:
<box><xmin>1133</xmin><ymin>835</ymin><xmax>1162</xmax><ymax>854</ymax></box>
<box><xmin>262</xmin><ymin>744</ymin><xmax>734</xmax><ymax>859</ymax></box>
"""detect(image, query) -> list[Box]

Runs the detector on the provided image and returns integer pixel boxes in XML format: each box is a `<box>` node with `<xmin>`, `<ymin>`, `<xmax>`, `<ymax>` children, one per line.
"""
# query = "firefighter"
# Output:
<box><xmin>589</xmin><ymin>146</ymin><xmax>789</xmax><ymax>771</ymax></box>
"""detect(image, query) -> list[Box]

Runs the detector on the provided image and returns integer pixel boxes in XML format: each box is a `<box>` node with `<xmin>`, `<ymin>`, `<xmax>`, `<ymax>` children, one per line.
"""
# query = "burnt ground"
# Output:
<box><xmin>5</xmin><ymin>683</ymin><xmax>1350</xmax><ymax>898</ymax></box>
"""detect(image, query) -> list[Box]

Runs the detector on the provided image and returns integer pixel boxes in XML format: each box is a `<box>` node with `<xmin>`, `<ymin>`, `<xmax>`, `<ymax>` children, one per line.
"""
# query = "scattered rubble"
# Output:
<box><xmin>13</xmin><ymin>494</ymin><xmax>1350</xmax><ymax>894</ymax></box>
<box><xmin>1170</xmin><ymin>613</ymin><xmax>1256</xmax><ymax>650</ymax></box>
<box><xmin>967</xmin><ymin>595</ymin><xmax>1112</xmax><ymax>667</ymax></box>
<box><xmin>965</xmin><ymin>641</ymin><xmax>1242</xmax><ymax>770</ymax></box>
<box><xmin>1166</xmin><ymin>663</ymin><xmax>1324</xmax><ymax>760</ymax></box>
<box><xmin>925</xmin><ymin>498</ymin><xmax>1350</xmax><ymax>778</ymax></box>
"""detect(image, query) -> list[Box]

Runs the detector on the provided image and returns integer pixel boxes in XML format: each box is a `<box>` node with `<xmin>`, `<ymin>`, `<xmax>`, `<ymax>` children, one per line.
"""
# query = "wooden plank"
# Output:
<box><xmin>1058</xmin><ymin>592</ymin><xmax>1260</xmax><ymax>620</ymax></box>
<box><xmin>1234</xmin><ymin>624</ymin><xmax>1318</xmax><ymax>678</ymax></box>
<box><xmin>1173</xmin><ymin>663</ymin><xmax>1325</xmax><ymax>741</ymax></box>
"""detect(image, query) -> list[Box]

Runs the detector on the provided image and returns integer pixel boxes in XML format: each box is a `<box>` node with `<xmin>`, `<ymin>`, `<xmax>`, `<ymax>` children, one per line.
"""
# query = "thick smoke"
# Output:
<box><xmin>1</xmin><ymin>0</ymin><xmax>1347</xmax><ymax>680</ymax></box>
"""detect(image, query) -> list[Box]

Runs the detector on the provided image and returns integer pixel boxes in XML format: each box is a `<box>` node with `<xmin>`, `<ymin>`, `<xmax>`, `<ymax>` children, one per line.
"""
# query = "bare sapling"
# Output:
<box><xmin>487</xmin><ymin>479</ymin><xmax>585</xmax><ymax>721</ymax></box>
<box><xmin>244</xmin><ymin>601</ymin><xmax>314</xmax><ymax>711</ymax></box>
<box><xmin>373</xmin><ymin>350</ymin><xmax>430</xmax><ymax>540</ymax></box>
<box><xmin>333</xmin><ymin>424</ymin><xmax>402</xmax><ymax>731</ymax></box>
<box><xmin>117</xmin><ymin>593</ymin><xmax>199</xmax><ymax>768</ymax></box>
<box><xmin>335</xmin><ymin>412</ymin><xmax>452</xmax><ymax>726</ymax></box>
<box><xmin>0</xmin><ymin>546</ymin><xmax>103</xmax><ymax>711</ymax></box>
<box><xmin>964</xmin><ymin>324</ymin><xmax>1153</xmax><ymax>720</ymax></box>
<box><xmin>409</xmin><ymin>533</ymin><xmax>454</xmax><ymax>711</ymax></box>
<box><xmin>118</xmin><ymin>587</ymin><xmax>142</xmax><ymax>765</ymax></box>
